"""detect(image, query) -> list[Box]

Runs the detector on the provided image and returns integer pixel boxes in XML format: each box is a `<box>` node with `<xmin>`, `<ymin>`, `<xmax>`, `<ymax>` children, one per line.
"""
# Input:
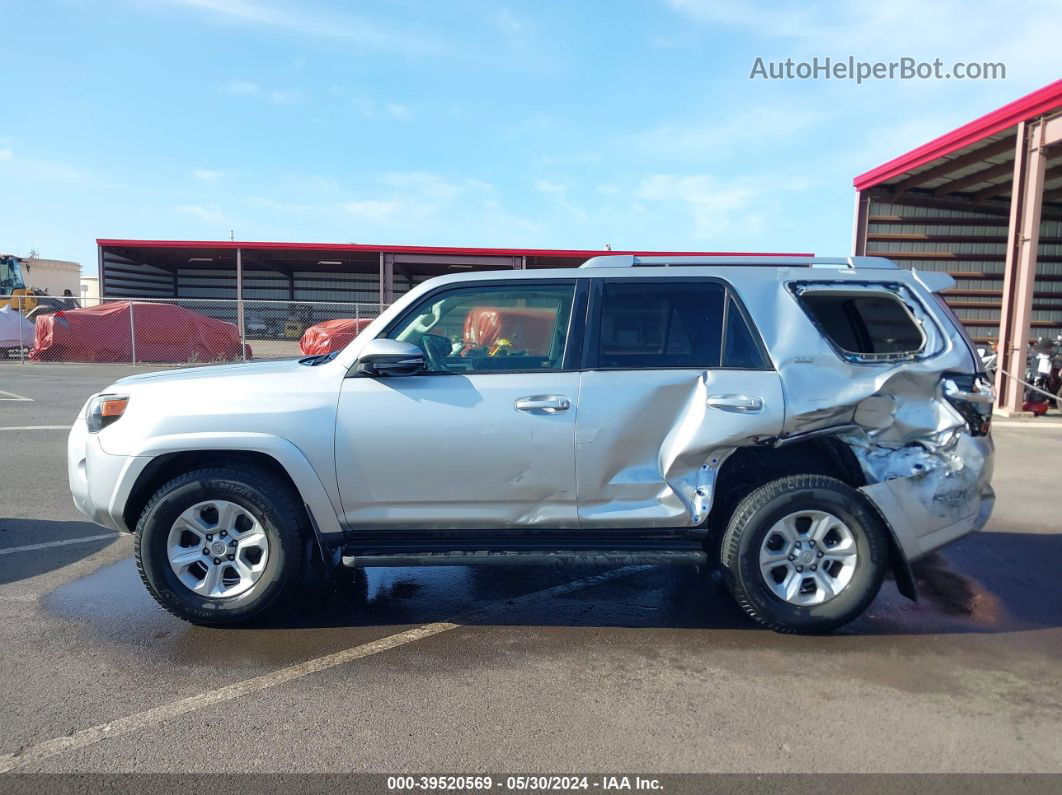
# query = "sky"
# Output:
<box><xmin>2</xmin><ymin>0</ymin><xmax>1061</xmax><ymax>276</ymax></box>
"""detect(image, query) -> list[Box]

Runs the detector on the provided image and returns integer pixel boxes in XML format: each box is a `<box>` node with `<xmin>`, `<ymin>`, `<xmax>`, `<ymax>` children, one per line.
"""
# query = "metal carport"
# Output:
<box><xmin>852</xmin><ymin>79</ymin><xmax>1062</xmax><ymax>413</ymax></box>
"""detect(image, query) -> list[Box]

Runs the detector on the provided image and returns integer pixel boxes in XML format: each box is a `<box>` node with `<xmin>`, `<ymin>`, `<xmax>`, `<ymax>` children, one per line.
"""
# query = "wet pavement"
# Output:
<box><xmin>1</xmin><ymin>364</ymin><xmax>1061</xmax><ymax>773</ymax></box>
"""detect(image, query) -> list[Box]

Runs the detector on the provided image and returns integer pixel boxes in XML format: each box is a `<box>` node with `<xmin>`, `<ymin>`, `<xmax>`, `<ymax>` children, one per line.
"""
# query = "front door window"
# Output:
<box><xmin>388</xmin><ymin>283</ymin><xmax>575</xmax><ymax>373</ymax></box>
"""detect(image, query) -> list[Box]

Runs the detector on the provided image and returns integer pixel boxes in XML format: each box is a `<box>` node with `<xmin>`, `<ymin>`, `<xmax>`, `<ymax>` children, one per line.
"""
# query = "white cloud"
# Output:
<box><xmin>533</xmin><ymin>179</ymin><xmax>586</xmax><ymax>221</ymax></box>
<box><xmin>220</xmin><ymin>81</ymin><xmax>300</xmax><ymax>103</ymax></box>
<box><xmin>353</xmin><ymin>96</ymin><xmax>415</xmax><ymax>121</ymax></box>
<box><xmin>0</xmin><ymin>149</ymin><xmax>91</xmax><ymax>183</ymax></box>
<box><xmin>533</xmin><ymin>179</ymin><xmax>568</xmax><ymax>194</ymax></box>
<box><xmin>165</xmin><ymin>0</ymin><xmax>445</xmax><ymax>55</ymax></box>
<box><xmin>338</xmin><ymin>200</ymin><xmax>402</xmax><ymax>223</ymax></box>
<box><xmin>491</xmin><ymin>9</ymin><xmax>525</xmax><ymax>35</ymax></box>
<box><xmin>336</xmin><ymin>172</ymin><xmax>538</xmax><ymax>243</ymax></box>
<box><xmin>635</xmin><ymin>174</ymin><xmax>803</xmax><ymax>237</ymax></box>
<box><xmin>665</xmin><ymin>0</ymin><xmax>1062</xmax><ymax>73</ymax></box>
<box><xmin>637</xmin><ymin>103</ymin><xmax>830</xmax><ymax>160</ymax></box>
<box><xmin>174</xmin><ymin>203</ymin><xmax>229</xmax><ymax>224</ymax></box>
<box><xmin>222</xmin><ymin>79</ymin><xmax>260</xmax><ymax>95</ymax></box>
<box><xmin>383</xmin><ymin>103</ymin><xmax>413</xmax><ymax>121</ymax></box>
<box><xmin>193</xmin><ymin>168</ymin><xmax>225</xmax><ymax>182</ymax></box>
<box><xmin>268</xmin><ymin>88</ymin><xmax>301</xmax><ymax>103</ymax></box>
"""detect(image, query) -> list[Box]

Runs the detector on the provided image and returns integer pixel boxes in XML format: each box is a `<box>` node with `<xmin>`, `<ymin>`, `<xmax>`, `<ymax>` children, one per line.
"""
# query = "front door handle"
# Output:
<box><xmin>515</xmin><ymin>395</ymin><xmax>571</xmax><ymax>414</ymax></box>
<box><xmin>706</xmin><ymin>394</ymin><xmax>763</xmax><ymax>413</ymax></box>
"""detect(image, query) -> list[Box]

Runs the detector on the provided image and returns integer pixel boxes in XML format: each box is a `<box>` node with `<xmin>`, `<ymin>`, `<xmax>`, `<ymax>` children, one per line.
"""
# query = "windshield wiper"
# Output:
<box><xmin>298</xmin><ymin>352</ymin><xmax>339</xmax><ymax>366</ymax></box>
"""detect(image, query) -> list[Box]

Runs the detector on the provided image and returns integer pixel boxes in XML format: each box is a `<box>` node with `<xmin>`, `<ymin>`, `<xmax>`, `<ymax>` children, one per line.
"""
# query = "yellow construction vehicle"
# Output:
<box><xmin>0</xmin><ymin>253</ymin><xmax>45</xmax><ymax>312</ymax></box>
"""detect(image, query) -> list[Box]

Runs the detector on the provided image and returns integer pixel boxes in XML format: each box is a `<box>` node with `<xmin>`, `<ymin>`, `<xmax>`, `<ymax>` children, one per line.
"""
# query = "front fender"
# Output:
<box><xmin>120</xmin><ymin>432</ymin><xmax>344</xmax><ymax>545</ymax></box>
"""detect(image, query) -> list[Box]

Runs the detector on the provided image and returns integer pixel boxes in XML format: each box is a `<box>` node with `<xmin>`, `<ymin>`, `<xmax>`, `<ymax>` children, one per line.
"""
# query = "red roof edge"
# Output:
<box><xmin>96</xmin><ymin>239</ymin><xmax>812</xmax><ymax>258</ymax></box>
<box><xmin>853</xmin><ymin>79</ymin><xmax>1062</xmax><ymax>191</ymax></box>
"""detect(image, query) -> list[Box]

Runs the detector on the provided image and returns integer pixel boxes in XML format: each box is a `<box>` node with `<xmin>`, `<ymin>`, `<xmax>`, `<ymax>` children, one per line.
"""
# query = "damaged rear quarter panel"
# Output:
<box><xmin>758</xmin><ymin>269</ymin><xmax>994</xmax><ymax>559</ymax></box>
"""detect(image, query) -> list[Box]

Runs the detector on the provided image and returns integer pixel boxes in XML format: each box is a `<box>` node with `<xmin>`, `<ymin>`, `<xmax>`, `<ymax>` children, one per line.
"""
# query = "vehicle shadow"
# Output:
<box><xmin>0</xmin><ymin>518</ymin><xmax>119</xmax><ymax>586</ymax></box>
<box><xmin>41</xmin><ymin>528</ymin><xmax>1062</xmax><ymax>641</ymax></box>
<box><xmin>268</xmin><ymin>528</ymin><xmax>1062</xmax><ymax>637</ymax></box>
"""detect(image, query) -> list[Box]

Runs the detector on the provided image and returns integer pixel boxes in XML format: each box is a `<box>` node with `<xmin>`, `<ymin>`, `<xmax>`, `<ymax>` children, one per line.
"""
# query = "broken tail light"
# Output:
<box><xmin>943</xmin><ymin>374</ymin><xmax>993</xmax><ymax>436</ymax></box>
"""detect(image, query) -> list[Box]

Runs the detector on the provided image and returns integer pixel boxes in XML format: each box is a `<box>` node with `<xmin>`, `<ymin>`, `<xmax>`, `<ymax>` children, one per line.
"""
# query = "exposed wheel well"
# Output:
<box><xmin>707</xmin><ymin>438</ymin><xmax>866</xmax><ymax>535</ymax></box>
<box><xmin>705</xmin><ymin>438</ymin><xmax>916</xmax><ymax>600</ymax></box>
<box><xmin>122</xmin><ymin>450</ymin><xmax>306</xmax><ymax>536</ymax></box>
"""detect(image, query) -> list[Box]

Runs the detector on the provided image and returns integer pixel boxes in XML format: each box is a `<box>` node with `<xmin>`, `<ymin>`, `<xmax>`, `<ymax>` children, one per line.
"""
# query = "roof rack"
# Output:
<box><xmin>579</xmin><ymin>255</ymin><xmax>898</xmax><ymax>269</ymax></box>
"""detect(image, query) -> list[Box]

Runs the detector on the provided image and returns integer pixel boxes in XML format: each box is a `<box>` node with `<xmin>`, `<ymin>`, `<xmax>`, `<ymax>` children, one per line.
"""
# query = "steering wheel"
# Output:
<box><xmin>420</xmin><ymin>334</ymin><xmax>451</xmax><ymax>373</ymax></box>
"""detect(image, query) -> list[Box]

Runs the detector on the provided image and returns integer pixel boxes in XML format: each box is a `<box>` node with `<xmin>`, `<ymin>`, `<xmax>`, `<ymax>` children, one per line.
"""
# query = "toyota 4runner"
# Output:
<box><xmin>68</xmin><ymin>255</ymin><xmax>995</xmax><ymax>633</ymax></box>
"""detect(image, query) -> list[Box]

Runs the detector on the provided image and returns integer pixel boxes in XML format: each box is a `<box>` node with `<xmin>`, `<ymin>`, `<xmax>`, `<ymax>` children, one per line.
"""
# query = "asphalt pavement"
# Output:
<box><xmin>1</xmin><ymin>362</ymin><xmax>1061</xmax><ymax>775</ymax></box>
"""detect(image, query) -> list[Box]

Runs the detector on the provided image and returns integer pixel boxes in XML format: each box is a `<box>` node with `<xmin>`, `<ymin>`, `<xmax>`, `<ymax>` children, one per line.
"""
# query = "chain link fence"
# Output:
<box><xmin>0</xmin><ymin>295</ymin><xmax>384</xmax><ymax>365</ymax></box>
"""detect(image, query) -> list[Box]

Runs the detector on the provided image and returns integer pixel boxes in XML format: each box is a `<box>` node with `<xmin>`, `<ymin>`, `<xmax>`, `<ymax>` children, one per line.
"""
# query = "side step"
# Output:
<box><xmin>341</xmin><ymin>549</ymin><xmax>707</xmax><ymax>568</ymax></box>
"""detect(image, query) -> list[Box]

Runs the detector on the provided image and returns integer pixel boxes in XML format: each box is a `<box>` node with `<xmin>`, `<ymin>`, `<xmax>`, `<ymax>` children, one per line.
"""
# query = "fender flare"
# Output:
<box><xmin>114</xmin><ymin>432</ymin><xmax>345</xmax><ymax>547</ymax></box>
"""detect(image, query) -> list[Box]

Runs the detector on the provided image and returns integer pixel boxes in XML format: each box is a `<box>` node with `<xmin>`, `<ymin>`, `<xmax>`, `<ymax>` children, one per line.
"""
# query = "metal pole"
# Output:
<box><xmin>996</xmin><ymin>120</ymin><xmax>1047</xmax><ymax>413</ymax></box>
<box><xmin>237</xmin><ymin>247</ymin><xmax>246</xmax><ymax>361</ymax></box>
<box><xmin>851</xmin><ymin>189</ymin><xmax>870</xmax><ymax>255</ymax></box>
<box><xmin>129</xmin><ymin>301</ymin><xmax>137</xmax><ymax>365</ymax></box>
<box><xmin>18</xmin><ymin>295</ymin><xmax>24</xmax><ymax>364</ymax></box>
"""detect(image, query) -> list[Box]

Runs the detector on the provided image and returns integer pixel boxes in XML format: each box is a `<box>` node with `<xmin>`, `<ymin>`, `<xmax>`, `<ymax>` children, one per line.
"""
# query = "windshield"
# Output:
<box><xmin>0</xmin><ymin>257</ymin><xmax>26</xmax><ymax>292</ymax></box>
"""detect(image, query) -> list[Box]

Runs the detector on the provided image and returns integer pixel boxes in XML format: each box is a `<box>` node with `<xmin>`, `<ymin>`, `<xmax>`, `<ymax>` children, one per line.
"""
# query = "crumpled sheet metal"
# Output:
<box><xmin>575</xmin><ymin>266</ymin><xmax>989</xmax><ymax>540</ymax></box>
<box><xmin>751</xmin><ymin>270</ymin><xmax>993</xmax><ymax>540</ymax></box>
<box><xmin>756</xmin><ymin>273</ymin><xmax>974</xmax><ymax>446</ymax></box>
<box><xmin>575</xmin><ymin>369</ymin><xmax>781</xmax><ymax>527</ymax></box>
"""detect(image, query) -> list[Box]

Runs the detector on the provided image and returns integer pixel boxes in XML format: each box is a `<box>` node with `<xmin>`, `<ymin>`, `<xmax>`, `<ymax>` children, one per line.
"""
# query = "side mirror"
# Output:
<box><xmin>354</xmin><ymin>339</ymin><xmax>425</xmax><ymax>377</ymax></box>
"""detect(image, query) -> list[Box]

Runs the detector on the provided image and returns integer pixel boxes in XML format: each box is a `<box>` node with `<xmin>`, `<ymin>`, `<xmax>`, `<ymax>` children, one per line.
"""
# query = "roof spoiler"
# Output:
<box><xmin>579</xmin><ymin>255</ymin><xmax>899</xmax><ymax>269</ymax></box>
<box><xmin>912</xmin><ymin>270</ymin><xmax>956</xmax><ymax>293</ymax></box>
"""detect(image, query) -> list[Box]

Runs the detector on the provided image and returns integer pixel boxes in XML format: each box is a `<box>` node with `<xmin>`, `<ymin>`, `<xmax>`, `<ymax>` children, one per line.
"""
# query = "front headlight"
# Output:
<box><xmin>86</xmin><ymin>394</ymin><xmax>129</xmax><ymax>433</ymax></box>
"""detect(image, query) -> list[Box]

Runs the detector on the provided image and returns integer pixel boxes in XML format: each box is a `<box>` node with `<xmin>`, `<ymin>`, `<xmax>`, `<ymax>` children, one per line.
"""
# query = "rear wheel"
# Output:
<box><xmin>720</xmin><ymin>474</ymin><xmax>887</xmax><ymax>634</ymax></box>
<box><xmin>135</xmin><ymin>466</ymin><xmax>306</xmax><ymax>626</ymax></box>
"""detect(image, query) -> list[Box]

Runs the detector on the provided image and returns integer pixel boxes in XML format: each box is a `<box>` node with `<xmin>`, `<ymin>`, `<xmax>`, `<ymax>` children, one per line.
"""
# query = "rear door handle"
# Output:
<box><xmin>515</xmin><ymin>395</ymin><xmax>571</xmax><ymax>414</ymax></box>
<box><xmin>706</xmin><ymin>394</ymin><xmax>763</xmax><ymax>413</ymax></box>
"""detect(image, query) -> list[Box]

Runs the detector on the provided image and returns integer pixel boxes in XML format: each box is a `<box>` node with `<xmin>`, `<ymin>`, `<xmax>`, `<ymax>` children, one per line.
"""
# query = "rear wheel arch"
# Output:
<box><xmin>720</xmin><ymin>473</ymin><xmax>889</xmax><ymax>633</ymax></box>
<box><xmin>707</xmin><ymin>438</ymin><xmax>865</xmax><ymax>532</ymax></box>
<box><xmin>705</xmin><ymin>439</ymin><xmax>917</xmax><ymax>602</ymax></box>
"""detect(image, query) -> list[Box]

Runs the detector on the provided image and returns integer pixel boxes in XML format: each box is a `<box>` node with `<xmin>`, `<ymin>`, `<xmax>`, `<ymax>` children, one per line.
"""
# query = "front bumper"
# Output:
<box><xmin>67</xmin><ymin>417</ymin><xmax>148</xmax><ymax>533</ymax></box>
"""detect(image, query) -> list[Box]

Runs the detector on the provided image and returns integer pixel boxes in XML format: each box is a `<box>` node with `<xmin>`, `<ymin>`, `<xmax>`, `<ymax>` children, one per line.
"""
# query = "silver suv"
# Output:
<box><xmin>68</xmin><ymin>256</ymin><xmax>995</xmax><ymax>633</ymax></box>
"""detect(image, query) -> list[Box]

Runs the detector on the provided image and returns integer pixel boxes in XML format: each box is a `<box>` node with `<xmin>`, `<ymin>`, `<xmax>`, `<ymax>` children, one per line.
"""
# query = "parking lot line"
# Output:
<box><xmin>0</xmin><ymin>564</ymin><xmax>647</xmax><ymax>773</ymax></box>
<box><xmin>0</xmin><ymin>534</ymin><xmax>120</xmax><ymax>557</ymax></box>
<box><xmin>0</xmin><ymin>390</ymin><xmax>33</xmax><ymax>401</ymax></box>
<box><xmin>0</xmin><ymin>425</ymin><xmax>70</xmax><ymax>431</ymax></box>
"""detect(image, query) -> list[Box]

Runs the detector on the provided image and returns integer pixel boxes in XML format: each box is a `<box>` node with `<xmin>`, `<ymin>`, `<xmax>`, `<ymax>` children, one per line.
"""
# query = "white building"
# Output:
<box><xmin>21</xmin><ymin>257</ymin><xmax>81</xmax><ymax>297</ymax></box>
<box><xmin>79</xmin><ymin>275</ymin><xmax>100</xmax><ymax>307</ymax></box>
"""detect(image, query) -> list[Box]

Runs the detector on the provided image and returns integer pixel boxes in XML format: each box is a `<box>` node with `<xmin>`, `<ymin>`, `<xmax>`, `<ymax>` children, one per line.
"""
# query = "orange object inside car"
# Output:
<box><xmin>462</xmin><ymin>308</ymin><xmax>556</xmax><ymax>355</ymax></box>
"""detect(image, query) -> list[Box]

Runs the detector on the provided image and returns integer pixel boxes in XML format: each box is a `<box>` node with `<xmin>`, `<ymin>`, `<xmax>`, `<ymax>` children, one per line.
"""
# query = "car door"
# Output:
<box><xmin>335</xmin><ymin>278</ymin><xmax>585</xmax><ymax>530</ymax></box>
<box><xmin>575</xmin><ymin>277</ymin><xmax>785</xmax><ymax>528</ymax></box>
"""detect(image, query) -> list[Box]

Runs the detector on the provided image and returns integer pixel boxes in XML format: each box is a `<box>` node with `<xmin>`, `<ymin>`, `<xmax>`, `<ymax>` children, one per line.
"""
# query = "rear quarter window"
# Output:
<box><xmin>798</xmin><ymin>290</ymin><xmax>925</xmax><ymax>360</ymax></box>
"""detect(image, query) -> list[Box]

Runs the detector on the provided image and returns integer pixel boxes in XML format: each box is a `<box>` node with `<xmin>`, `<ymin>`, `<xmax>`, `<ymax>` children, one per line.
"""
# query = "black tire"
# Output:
<box><xmin>720</xmin><ymin>474</ymin><xmax>887</xmax><ymax>634</ymax></box>
<box><xmin>134</xmin><ymin>465</ymin><xmax>306</xmax><ymax>626</ymax></box>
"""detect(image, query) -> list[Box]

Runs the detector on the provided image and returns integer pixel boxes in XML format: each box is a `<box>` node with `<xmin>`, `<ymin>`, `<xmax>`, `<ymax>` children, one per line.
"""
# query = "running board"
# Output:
<box><xmin>341</xmin><ymin>549</ymin><xmax>707</xmax><ymax>568</ymax></box>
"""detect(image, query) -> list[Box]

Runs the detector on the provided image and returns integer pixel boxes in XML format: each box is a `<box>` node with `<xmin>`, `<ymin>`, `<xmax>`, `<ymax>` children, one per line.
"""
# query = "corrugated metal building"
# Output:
<box><xmin>851</xmin><ymin>79</ymin><xmax>1062</xmax><ymax>412</ymax></box>
<box><xmin>95</xmin><ymin>240</ymin><xmax>810</xmax><ymax>307</ymax></box>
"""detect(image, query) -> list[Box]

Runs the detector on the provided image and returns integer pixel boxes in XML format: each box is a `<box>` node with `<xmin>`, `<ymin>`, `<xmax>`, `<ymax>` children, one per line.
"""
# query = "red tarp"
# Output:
<box><xmin>298</xmin><ymin>317</ymin><xmax>374</xmax><ymax>355</ymax></box>
<box><xmin>30</xmin><ymin>302</ymin><xmax>250</xmax><ymax>363</ymax></box>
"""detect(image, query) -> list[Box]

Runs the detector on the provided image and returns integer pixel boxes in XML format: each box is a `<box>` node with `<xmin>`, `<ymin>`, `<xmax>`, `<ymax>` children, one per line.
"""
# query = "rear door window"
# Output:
<box><xmin>593</xmin><ymin>281</ymin><xmax>768</xmax><ymax>369</ymax></box>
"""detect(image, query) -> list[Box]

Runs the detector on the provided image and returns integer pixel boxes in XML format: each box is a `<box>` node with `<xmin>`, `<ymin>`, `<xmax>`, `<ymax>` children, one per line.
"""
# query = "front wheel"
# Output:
<box><xmin>720</xmin><ymin>474</ymin><xmax>887</xmax><ymax>634</ymax></box>
<box><xmin>135</xmin><ymin>466</ymin><xmax>306</xmax><ymax>626</ymax></box>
